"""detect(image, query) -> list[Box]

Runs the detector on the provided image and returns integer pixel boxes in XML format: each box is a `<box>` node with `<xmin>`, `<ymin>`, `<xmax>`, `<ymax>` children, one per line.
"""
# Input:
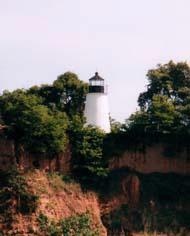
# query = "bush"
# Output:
<box><xmin>33</xmin><ymin>211</ymin><xmax>101</xmax><ymax>236</ymax></box>
<box><xmin>68</xmin><ymin>119</ymin><xmax>108</xmax><ymax>190</ymax></box>
<box><xmin>0</xmin><ymin>168</ymin><xmax>38</xmax><ymax>215</ymax></box>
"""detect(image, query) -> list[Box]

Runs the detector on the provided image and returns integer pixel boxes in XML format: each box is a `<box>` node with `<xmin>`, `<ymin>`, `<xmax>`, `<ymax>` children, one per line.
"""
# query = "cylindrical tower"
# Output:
<box><xmin>84</xmin><ymin>72</ymin><xmax>111</xmax><ymax>133</ymax></box>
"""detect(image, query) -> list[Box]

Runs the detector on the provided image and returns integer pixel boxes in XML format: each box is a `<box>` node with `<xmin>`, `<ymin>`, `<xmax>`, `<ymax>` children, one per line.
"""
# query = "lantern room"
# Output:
<box><xmin>89</xmin><ymin>72</ymin><xmax>105</xmax><ymax>93</ymax></box>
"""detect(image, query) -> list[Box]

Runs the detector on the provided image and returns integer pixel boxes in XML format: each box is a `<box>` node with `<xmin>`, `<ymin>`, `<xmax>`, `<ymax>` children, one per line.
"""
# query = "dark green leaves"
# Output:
<box><xmin>133</xmin><ymin>61</ymin><xmax>190</xmax><ymax>134</ymax></box>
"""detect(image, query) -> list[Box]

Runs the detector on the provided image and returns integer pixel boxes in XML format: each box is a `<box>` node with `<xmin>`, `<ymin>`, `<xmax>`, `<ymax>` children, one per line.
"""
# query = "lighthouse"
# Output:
<box><xmin>84</xmin><ymin>72</ymin><xmax>111</xmax><ymax>133</ymax></box>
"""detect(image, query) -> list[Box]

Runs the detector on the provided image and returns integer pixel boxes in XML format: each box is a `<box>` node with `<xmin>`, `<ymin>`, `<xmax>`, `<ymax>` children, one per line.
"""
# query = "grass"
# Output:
<box><xmin>47</xmin><ymin>172</ymin><xmax>82</xmax><ymax>194</ymax></box>
<box><xmin>25</xmin><ymin>169</ymin><xmax>82</xmax><ymax>196</ymax></box>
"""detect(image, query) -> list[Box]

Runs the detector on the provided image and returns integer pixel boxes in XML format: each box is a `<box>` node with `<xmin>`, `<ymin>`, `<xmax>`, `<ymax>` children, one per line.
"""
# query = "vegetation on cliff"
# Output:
<box><xmin>128</xmin><ymin>61</ymin><xmax>190</xmax><ymax>154</ymax></box>
<box><xmin>68</xmin><ymin>121</ymin><xmax>108</xmax><ymax>189</ymax></box>
<box><xmin>105</xmin><ymin>61</ymin><xmax>190</xmax><ymax>159</ymax></box>
<box><xmin>0</xmin><ymin>169</ymin><xmax>38</xmax><ymax>234</ymax></box>
<box><xmin>28</xmin><ymin>211</ymin><xmax>101</xmax><ymax>236</ymax></box>
<box><xmin>0</xmin><ymin>72</ymin><xmax>88</xmax><ymax>158</ymax></box>
<box><xmin>0</xmin><ymin>170</ymin><xmax>104</xmax><ymax>236</ymax></box>
<box><xmin>1</xmin><ymin>61</ymin><xmax>190</xmax><ymax>171</ymax></box>
<box><xmin>0</xmin><ymin>62</ymin><xmax>190</xmax><ymax>235</ymax></box>
<box><xmin>0</xmin><ymin>71</ymin><xmax>109</xmax><ymax>190</ymax></box>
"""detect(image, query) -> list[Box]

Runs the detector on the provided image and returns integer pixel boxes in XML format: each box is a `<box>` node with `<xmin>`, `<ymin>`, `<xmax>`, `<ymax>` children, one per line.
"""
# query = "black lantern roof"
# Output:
<box><xmin>89</xmin><ymin>72</ymin><xmax>104</xmax><ymax>81</ymax></box>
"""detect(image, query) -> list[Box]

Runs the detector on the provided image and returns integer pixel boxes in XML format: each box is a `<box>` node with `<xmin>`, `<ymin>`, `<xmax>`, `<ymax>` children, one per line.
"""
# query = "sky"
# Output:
<box><xmin>1</xmin><ymin>0</ymin><xmax>190</xmax><ymax>122</ymax></box>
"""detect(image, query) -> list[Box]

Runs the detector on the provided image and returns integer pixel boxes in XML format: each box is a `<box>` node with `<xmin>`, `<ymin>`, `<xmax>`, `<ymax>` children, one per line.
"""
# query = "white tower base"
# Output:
<box><xmin>84</xmin><ymin>93</ymin><xmax>110</xmax><ymax>133</ymax></box>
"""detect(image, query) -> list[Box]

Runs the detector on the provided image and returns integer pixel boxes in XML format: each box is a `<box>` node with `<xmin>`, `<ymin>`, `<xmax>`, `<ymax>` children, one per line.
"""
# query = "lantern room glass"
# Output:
<box><xmin>89</xmin><ymin>80</ymin><xmax>104</xmax><ymax>86</ymax></box>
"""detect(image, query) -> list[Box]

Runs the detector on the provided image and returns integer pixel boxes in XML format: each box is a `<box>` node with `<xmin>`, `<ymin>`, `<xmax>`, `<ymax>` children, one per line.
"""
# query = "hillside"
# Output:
<box><xmin>0</xmin><ymin>63</ymin><xmax>190</xmax><ymax>235</ymax></box>
<box><xmin>0</xmin><ymin>169</ymin><xmax>106</xmax><ymax>236</ymax></box>
<box><xmin>0</xmin><ymin>166</ymin><xmax>190</xmax><ymax>236</ymax></box>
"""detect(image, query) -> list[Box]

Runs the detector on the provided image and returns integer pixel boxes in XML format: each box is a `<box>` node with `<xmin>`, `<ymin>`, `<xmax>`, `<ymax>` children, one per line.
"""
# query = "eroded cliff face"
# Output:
<box><xmin>109</xmin><ymin>144</ymin><xmax>190</xmax><ymax>175</ymax></box>
<box><xmin>0</xmin><ymin>170</ymin><xmax>107</xmax><ymax>236</ymax></box>
<box><xmin>100</xmin><ymin>170</ymin><xmax>190</xmax><ymax>236</ymax></box>
<box><xmin>0</xmin><ymin>135</ymin><xmax>71</xmax><ymax>173</ymax></box>
<box><xmin>0</xmin><ymin>135</ymin><xmax>190</xmax><ymax>235</ymax></box>
<box><xmin>1</xmin><ymin>136</ymin><xmax>190</xmax><ymax>176</ymax></box>
<box><xmin>0</xmin><ymin>169</ymin><xmax>190</xmax><ymax>236</ymax></box>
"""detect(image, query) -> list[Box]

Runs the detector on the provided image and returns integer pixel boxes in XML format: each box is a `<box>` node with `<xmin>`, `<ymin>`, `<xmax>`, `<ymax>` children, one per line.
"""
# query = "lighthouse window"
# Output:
<box><xmin>90</xmin><ymin>81</ymin><xmax>95</xmax><ymax>86</ymax></box>
<box><xmin>89</xmin><ymin>80</ymin><xmax>104</xmax><ymax>86</ymax></box>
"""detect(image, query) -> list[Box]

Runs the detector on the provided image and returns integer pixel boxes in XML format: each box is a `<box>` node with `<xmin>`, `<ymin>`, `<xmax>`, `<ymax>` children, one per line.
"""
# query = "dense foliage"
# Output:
<box><xmin>0</xmin><ymin>72</ymin><xmax>88</xmax><ymax>159</ymax></box>
<box><xmin>0</xmin><ymin>71</ymin><xmax>108</xmax><ymax>188</ymax></box>
<box><xmin>28</xmin><ymin>72</ymin><xmax>88</xmax><ymax>117</ymax></box>
<box><xmin>68</xmin><ymin>118</ymin><xmax>108</xmax><ymax>189</ymax></box>
<box><xmin>125</xmin><ymin>61</ymin><xmax>190</xmax><ymax>156</ymax></box>
<box><xmin>104</xmin><ymin>61</ymin><xmax>190</xmax><ymax>159</ymax></box>
<box><xmin>0</xmin><ymin>63</ymin><xmax>190</xmax><ymax>235</ymax></box>
<box><xmin>0</xmin><ymin>90</ymin><xmax>68</xmax><ymax>158</ymax></box>
<box><xmin>130</xmin><ymin>61</ymin><xmax>190</xmax><ymax>135</ymax></box>
<box><xmin>0</xmin><ymin>169</ymin><xmax>38</xmax><ymax>234</ymax></box>
<box><xmin>28</xmin><ymin>212</ymin><xmax>100</xmax><ymax>236</ymax></box>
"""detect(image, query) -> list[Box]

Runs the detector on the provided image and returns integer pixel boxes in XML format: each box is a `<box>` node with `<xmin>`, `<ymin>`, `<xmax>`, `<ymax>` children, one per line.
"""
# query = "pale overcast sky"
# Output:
<box><xmin>0</xmin><ymin>0</ymin><xmax>190</xmax><ymax>122</ymax></box>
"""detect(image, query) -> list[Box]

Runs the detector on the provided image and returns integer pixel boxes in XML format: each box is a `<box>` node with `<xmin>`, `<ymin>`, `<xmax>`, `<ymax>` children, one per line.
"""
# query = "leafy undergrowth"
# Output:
<box><xmin>27</xmin><ymin>211</ymin><xmax>101</xmax><ymax>236</ymax></box>
<box><xmin>0</xmin><ymin>169</ymin><xmax>105</xmax><ymax>235</ymax></box>
<box><xmin>0</xmin><ymin>168</ymin><xmax>38</xmax><ymax>235</ymax></box>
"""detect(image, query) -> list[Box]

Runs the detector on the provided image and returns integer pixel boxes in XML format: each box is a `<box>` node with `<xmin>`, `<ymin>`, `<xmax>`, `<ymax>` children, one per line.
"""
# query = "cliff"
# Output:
<box><xmin>0</xmin><ymin>169</ymin><xmax>107</xmax><ymax>236</ymax></box>
<box><xmin>1</xmin><ymin>134</ymin><xmax>190</xmax><ymax>176</ymax></box>
<box><xmin>109</xmin><ymin>144</ymin><xmax>190</xmax><ymax>175</ymax></box>
<box><xmin>101</xmin><ymin>169</ymin><xmax>190</xmax><ymax>235</ymax></box>
<box><xmin>0</xmin><ymin>135</ymin><xmax>190</xmax><ymax>235</ymax></box>
<box><xmin>1</xmin><ymin>168</ymin><xmax>189</xmax><ymax>236</ymax></box>
<box><xmin>0</xmin><ymin>135</ymin><xmax>71</xmax><ymax>173</ymax></box>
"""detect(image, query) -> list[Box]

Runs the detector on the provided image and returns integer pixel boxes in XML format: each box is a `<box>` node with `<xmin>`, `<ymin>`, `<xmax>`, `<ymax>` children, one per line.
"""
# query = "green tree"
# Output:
<box><xmin>53</xmin><ymin>72</ymin><xmax>88</xmax><ymax>117</ymax></box>
<box><xmin>131</xmin><ymin>61</ymin><xmax>190</xmax><ymax>134</ymax></box>
<box><xmin>129</xmin><ymin>95</ymin><xmax>178</xmax><ymax>134</ymax></box>
<box><xmin>138</xmin><ymin>61</ymin><xmax>190</xmax><ymax>111</ymax></box>
<box><xmin>28</xmin><ymin>84</ymin><xmax>59</xmax><ymax>110</ymax></box>
<box><xmin>0</xmin><ymin>89</ymin><xmax>42</xmax><ymax>140</ymax></box>
<box><xmin>68</xmin><ymin>117</ymin><xmax>108</xmax><ymax>188</ymax></box>
<box><xmin>0</xmin><ymin>89</ymin><xmax>68</xmax><ymax>159</ymax></box>
<box><xmin>109</xmin><ymin>117</ymin><xmax>123</xmax><ymax>133</ymax></box>
<box><xmin>19</xmin><ymin>105</ymin><xmax>68</xmax><ymax>156</ymax></box>
<box><xmin>28</xmin><ymin>72</ymin><xmax>88</xmax><ymax>117</ymax></box>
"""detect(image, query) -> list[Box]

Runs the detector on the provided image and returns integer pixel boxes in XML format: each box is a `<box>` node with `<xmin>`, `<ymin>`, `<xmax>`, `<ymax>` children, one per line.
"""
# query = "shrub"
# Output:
<box><xmin>34</xmin><ymin>211</ymin><xmax>101</xmax><ymax>236</ymax></box>
<box><xmin>68</xmin><ymin>119</ymin><xmax>108</xmax><ymax>190</ymax></box>
<box><xmin>0</xmin><ymin>168</ymin><xmax>38</xmax><ymax>215</ymax></box>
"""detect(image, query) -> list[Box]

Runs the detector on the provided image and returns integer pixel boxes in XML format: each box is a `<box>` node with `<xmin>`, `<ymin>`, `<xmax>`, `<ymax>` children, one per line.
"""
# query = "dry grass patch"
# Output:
<box><xmin>47</xmin><ymin>172</ymin><xmax>82</xmax><ymax>194</ymax></box>
<box><xmin>25</xmin><ymin>170</ymin><xmax>82</xmax><ymax>196</ymax></box>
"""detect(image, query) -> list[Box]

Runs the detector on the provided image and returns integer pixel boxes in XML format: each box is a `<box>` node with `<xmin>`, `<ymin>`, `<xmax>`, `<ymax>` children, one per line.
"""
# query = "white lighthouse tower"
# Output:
<box><xmin>84</xmin><ymin>72</ymin><xmax>111</xmax><ymax>133</ymax></box>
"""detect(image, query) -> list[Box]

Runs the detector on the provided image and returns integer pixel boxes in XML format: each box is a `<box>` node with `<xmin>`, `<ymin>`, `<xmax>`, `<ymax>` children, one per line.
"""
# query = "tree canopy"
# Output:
<box><xmin>0</xmin><ymin>72</ymin><xmax>88</xmax><ymax>158</ymax></box>
<box><xmin>0</xmin><ymin>89</ymin><xmax>68</xmax><ymax>157</ymax></box>
<box><xmin>103</xmin><ymin>61</ymin><xmax>190</xmax><ymax>160</ymax></box>
<box><xmin>130</xmin><ymin>61</ymin><xmax>190</xmax><ymax>135</ymax></box>
<box><xmin>28</xmin><ymin>72</ymin><xmax>88</xmax><ymax>117</ymax></box>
